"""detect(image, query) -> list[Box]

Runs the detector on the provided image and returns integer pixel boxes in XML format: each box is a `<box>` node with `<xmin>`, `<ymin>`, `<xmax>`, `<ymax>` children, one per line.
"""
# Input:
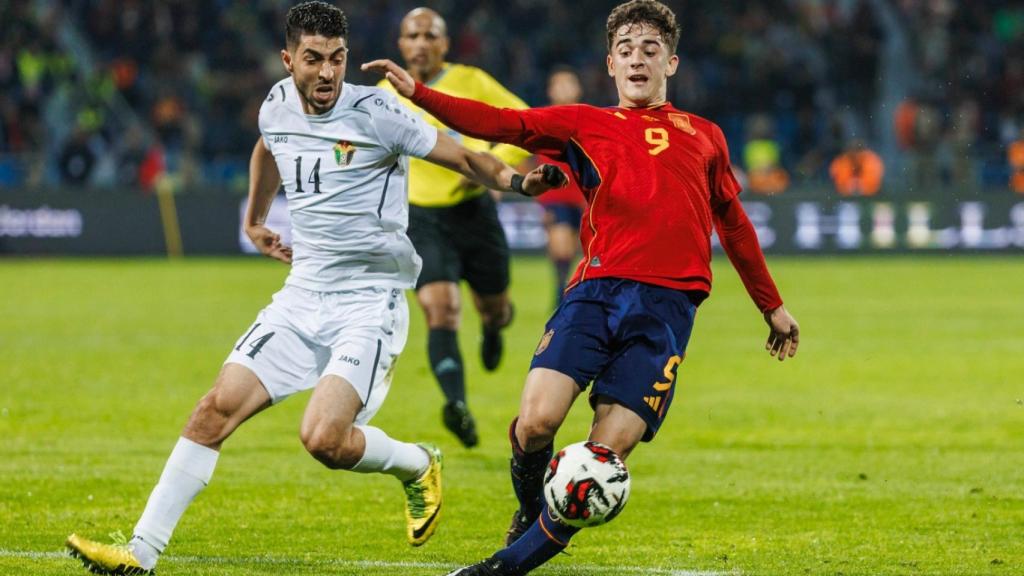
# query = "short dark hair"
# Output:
<box><xmin>286</xmin><ymin>1</ymin><xmax>348</xmax><ymax>49</ymax></box>
<box><xmin>606</xmin><ymin>0</ymin><xmax>680</xmax><ymax>54</ymax></box>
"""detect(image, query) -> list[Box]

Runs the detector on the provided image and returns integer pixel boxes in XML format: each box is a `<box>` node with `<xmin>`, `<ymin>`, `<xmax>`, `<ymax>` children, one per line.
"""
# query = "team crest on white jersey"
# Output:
<box><xmin>334</xmin><ymin>140</ymin><xmax>356</xmax><ymax>166</ymax></box>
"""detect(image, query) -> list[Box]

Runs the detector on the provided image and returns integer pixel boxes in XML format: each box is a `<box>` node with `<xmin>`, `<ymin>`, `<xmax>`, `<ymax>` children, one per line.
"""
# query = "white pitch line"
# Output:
<box><xmin>0</xmin><ymin>548</ymin><xmax>736</xmax><ymax>575</ymax></box>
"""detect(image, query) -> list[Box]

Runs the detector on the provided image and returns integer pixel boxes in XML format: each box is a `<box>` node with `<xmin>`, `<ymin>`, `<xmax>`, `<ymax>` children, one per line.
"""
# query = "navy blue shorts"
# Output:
<box><xmin>530</xmin><ymin>278</ymin><xmax>702</xmax><ymax>441</ymax></box>
<box><xmin>544</xmin><ymin>203</ymin><xmax>583</xmax><ymax>230</ymax></box>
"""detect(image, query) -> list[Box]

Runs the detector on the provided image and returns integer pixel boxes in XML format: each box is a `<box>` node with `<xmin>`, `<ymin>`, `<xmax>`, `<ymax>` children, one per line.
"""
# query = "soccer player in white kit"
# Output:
<box><xmin>65</xmin><ymin>3</ymin><xmax>565</xmax><ymax>574</ymax></box>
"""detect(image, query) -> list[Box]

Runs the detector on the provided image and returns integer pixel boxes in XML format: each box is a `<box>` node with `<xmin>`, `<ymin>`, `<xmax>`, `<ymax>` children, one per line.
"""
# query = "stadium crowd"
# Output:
<box><xmin>1</xmin><ymin>0</ymin><xmax>1021</xmax><ymax>193</ymax></box>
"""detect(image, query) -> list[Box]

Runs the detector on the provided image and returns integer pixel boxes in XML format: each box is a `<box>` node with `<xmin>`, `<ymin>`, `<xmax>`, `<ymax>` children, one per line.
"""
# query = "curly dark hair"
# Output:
<box><xmin>286</xmin><ymin>1</ymin><xmax>348</xmax><ymax>49</ymax></box>
<box><xmin>606</xmin><ymin>0</ymin><xmax>680</xmax><ymax>54</ymax></box>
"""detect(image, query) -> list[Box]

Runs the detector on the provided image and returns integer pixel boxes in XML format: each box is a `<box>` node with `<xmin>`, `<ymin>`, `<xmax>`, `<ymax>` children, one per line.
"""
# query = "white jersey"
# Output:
<box><xmin>259</xmin><ymin>78</ymin><xmax>438</xmax><ymax>291</ymax></box>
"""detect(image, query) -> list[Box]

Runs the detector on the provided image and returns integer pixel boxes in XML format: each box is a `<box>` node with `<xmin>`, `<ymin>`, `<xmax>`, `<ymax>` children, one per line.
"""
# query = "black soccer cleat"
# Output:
<box><xmin>504</xmin><ymin>509</ymin><xmax>532</xmax><ymax>547</ymax></box>
<box><xmin>444</xmin><ymin>556</ymin><xmax>521</xmax><ymax>576</ymax></box>
<box><xmin>442</xmin><ymin>400</ymin><xmax>479</xmax><ymax>448</ymax></box>
<box><xmin>481</xmin><ymin>304</ymin><xmax>514</xmax><ymax>372</ymax></box>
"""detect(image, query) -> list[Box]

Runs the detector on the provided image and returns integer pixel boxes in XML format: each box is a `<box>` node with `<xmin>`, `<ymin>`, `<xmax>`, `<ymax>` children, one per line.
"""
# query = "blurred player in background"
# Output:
<box><xmin>65</xmin><ymin>3</ymin><xmax>563</xmax><ymax>574</ymax></box>
<box><xmin>366</xmin><ymin>0</ymin><xmax>801</xmax><ymax>573</ymax></box>
<box><xmin>535</xmin><ymin>67</ymin><xmax>586</xmax><ymax>307</ymax></box>
<box><xmin>379</xmin><ymin>8</ymin><xmax>532</xmax><ymax>448</ymax></box>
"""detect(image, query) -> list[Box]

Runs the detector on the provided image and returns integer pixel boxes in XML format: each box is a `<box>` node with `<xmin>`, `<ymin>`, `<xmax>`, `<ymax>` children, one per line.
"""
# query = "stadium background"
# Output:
<box><xmin>1</xmin><ymin>1</ymin><xmax>1022</xmax><ymax>576</ymax></box>
<box><xmin>2</xmin><ymin>0</ymin><xmax>1024</xmax><ymax>254</ymax></box>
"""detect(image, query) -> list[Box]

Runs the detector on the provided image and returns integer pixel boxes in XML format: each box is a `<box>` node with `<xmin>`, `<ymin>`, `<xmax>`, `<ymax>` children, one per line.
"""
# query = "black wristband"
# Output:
<box><xmin>510</xmin><ymin>173</ymin><xmax>526</xmax><ymax>195</ymax></box>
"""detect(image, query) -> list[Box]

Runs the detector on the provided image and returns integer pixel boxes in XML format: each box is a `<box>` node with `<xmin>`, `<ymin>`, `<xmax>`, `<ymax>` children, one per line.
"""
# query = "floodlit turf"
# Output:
<box><xmin>1</xmin><ymin>256</ymin><xmax>1021</xmax><ymax>575</ymax></box>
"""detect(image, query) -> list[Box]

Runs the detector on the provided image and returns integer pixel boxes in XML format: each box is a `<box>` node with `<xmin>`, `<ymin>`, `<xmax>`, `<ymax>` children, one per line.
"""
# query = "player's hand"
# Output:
<box><xmin>519</xmin><ymin>164</ymin><xmax>568</xmax><ymax>197</ymax></box>
<box><xmin>361</xmin><ymin>59</ymin><xmax>416</xmax><ymax>98</ymax></box>
<box><xmin>246</xmin><ymin>225</ymin><xmax>293</xmax><ymax>264</ymax></box>
<box><xmin>764</xmin><ymin>305</ymin><xmax>799</xmax><ymax>361</ymax></box>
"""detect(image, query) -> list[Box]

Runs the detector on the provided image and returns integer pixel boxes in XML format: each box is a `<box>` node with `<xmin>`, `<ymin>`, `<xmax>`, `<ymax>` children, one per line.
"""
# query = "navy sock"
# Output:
<box><xmin>494</xmin><ymin>504</ymin><xmax>580</xmax><ymax>573</ymax></box>
<box><xmin>509</xmin><ymin>418</ymin><xmax>553</xmax><ymax>522</ymax></box>
<box><xmin>554</xmin><ymin>260</ymin><xmax>570</xmax><ymax>306</ymax></box>
<box><xmin>428</xmin><ymin>328</ymin><xmax>465</xmax><ymax>404</ymax></box>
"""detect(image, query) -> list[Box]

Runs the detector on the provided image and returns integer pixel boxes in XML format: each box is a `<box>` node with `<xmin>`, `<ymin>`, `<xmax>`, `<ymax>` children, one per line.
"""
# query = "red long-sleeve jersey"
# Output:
<box><xmin>412</xmin><ymin>83</ymin><xmax>782</xmax><ymax>312</ymax></box>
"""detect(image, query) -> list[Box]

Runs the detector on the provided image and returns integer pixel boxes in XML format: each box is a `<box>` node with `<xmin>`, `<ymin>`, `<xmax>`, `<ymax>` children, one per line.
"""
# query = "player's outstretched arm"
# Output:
<box><xmin>363</xmin><ymin>59</ymin><xmax>572</xmax><ymax>154</ymax></box>
<box><xmin>243</xmin><ymin>138</ymin><xmax>291</xmax><ymax>264</ymax></box>
<box><xmin>712</xmin><ymin>195</ymin><xmax>799</xmax><ymax>361</ymax></box>
<box><xmin>425</xmin><ymin>131</ymin><xmax>566</xmax><ymax>197</ymax></box>
<box><xmin>363</xmin><ymin>58</ymin><xmax>520</xmax><ymax>143</ymax></box>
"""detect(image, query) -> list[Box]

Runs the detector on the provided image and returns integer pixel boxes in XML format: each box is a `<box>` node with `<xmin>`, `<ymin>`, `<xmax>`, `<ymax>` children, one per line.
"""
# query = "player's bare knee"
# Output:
<box><xmin>425</xmin><ymin>303</ymin><xmax>460</xmax><ymax>330</ymax></box>
<box><xmin>515</xmin><ymin>415</ymin><xmax>558</xmax><ymax>449</ymax></box>
<box><xmin>476</xmin><ymin>295</ymin><xmax>511</xmax><ymax>329</ymax></box>
<box><xmin>518</xmin><ymin>399</ymin><xmax>563</xmax><ymax>437</ymax></box>
<box><xmin>479</xmin><ymin>304</ymin><xmax>507</xmax><ymax>329</ymax></box>
<box><xmin>301</xmin><ymin>430</ymin><xmax>343</xmax><ymax>468</ymax></box>
<box><xmin>207</xmin><ymin>387</ymin><xmax>240</xmax><ymax>420</ymax></box>
<box><xmin>302</xmin><ymin>428</ymin><xmax>361</xmax><ymax>470</ymax></box>
<box><xmin>182</xmin><ymin>390</ymin><xmax>235</xmax><ymax>446</ymax></box>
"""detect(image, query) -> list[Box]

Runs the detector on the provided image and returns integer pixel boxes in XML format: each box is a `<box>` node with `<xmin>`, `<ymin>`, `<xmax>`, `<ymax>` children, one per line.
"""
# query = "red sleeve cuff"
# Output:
<box><xmin>411</xmin><ymin>81</ymin><xmax>428</xmax><ymax>102</ymax></box>
<box><xmin>715</xmin><ymin>198</ymin><xmax>783</xmax><ymax>313</ymax></box>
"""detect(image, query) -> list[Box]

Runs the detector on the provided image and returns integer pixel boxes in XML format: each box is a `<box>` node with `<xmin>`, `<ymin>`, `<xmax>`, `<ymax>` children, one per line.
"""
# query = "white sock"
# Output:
<box><xmin>351</xmin><ymin>425</ymin><xmax>429</xmax><ymax>482</ymax></box>
<box><xmin>131</xmin><ymin>437</ymin><xmax>219</xmax><ymax>569</ymax></box>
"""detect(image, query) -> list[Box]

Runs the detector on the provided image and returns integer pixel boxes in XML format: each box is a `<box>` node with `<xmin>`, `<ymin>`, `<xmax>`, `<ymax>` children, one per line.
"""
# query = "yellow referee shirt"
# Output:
<box><xmin>379</xmin><ymin>63</ymin><xmax>531</xmax><ymax>207</ymax></box>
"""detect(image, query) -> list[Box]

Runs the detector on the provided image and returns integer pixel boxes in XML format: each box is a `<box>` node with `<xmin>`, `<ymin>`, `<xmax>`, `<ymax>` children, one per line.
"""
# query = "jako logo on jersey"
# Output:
<box><xmin>338</xmin><ymin>355</ymin><xmax>361</xmax><ymax>366</ymax></box>
<box><xmin>535</xmin><ymin>329</ymin><xmax>555</xmax><ymax>356</ymax></box>
<box><xmin>334</xmin><ymin>140</ymin><xmax>356</xmax><ymax>166</ymax></box>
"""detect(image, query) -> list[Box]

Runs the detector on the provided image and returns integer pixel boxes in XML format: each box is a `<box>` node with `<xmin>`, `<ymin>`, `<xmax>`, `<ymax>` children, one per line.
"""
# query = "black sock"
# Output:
<box><xmin>554</xmin><ymin>260</ymin><xmax>570</xmax><ymax>306</ymax></box>
<box><xmin>509</xmin><ymin>418</ymin><xmax>553</xmax><ymax>522</ymax></box>
<box><xmin>428</xmin><ymin>328</ymin><xmax>465</xmax><ymax>404</ymax></box>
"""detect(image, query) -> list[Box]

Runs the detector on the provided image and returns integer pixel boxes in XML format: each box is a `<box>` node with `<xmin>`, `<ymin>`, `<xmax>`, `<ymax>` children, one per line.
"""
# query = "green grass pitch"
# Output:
<box><xmin>1</xmin><ymin>256</ymin><xmax>1021</xmax><ymax>575</ymax></box>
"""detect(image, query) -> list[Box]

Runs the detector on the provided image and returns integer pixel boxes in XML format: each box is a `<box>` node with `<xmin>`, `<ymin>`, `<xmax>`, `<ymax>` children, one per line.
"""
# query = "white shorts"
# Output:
<box><xmin>224</xmin><ymin>284</ymin><xmax>409</xmax><ymax>424</ymax></box>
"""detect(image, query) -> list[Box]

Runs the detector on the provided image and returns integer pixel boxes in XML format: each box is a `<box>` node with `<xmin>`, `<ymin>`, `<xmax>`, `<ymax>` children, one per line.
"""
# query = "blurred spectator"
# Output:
<box><xmin>830</xmin><ymin>0</ymin><xmax>883</xmax><ymax>117</ymax></box>
<box><xmin>58</xmin><ymin>128</ymin><xmax>97</xmax><ymax>185</ymax></box>
<box><xmin>830</xmin><ymin>140</ymin><xmax>884</xmax><ymax>197</ymax></box>
<box><xmin>115</xmin><ymin>124</ymin><xmax>165</xmax><ymax>191</ymax></box>
<box><xmin>944</xmin><ymin>99</ymin><xmax>980</xmax><ymax>191</ymax></box>
<box><xmin>743</xmin><ymin>115</ymin><xmax>789</xmax><ymax>195</ymax></box>
<box><xmin>897</xmin><ymin>98</ymin><xmax>942</xmax><ymax>194</ymax></box>
<box><xmin>894</xmin><ymin>98</ymin><xmax>918</xmax><ymax>152</ymax></box>
<box><xmin>1010</xmin><ymin>130</ymin><xmax>1024</xmax><ymax>194</ymax></box>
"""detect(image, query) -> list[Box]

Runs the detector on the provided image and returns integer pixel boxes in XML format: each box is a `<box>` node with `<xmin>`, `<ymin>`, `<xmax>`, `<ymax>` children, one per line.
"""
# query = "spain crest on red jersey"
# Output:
<box><xmin>668</xmin><ymin>113</ymin><xmax>696</xmax><ymax>135</ymax></box>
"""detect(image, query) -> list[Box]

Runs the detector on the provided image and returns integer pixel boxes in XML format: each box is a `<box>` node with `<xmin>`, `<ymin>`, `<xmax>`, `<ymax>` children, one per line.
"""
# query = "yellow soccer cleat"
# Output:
<box><xmin>66</xmin><ymin>533</ymin><xmax>152</xmax><ymax>575</ymax></box>
<box><xmin>403</xmin><ymin>443</ymin><xmax>443</xmax><ymax>546</ymax></box>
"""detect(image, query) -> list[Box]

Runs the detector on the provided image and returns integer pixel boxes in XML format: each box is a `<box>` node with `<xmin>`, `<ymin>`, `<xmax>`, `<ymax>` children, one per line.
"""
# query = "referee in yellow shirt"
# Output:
<box><xmin>380</xmin><ymin>8</ymin><xmax>531</xmax><ymax>447</ymax></box>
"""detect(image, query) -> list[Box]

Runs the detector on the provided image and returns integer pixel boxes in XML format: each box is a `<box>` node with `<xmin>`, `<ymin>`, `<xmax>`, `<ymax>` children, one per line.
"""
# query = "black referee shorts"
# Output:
<box><xmin>408</xmin><ymin>192</ymin><xmax>510</xmax><ymax>296</ymax></box>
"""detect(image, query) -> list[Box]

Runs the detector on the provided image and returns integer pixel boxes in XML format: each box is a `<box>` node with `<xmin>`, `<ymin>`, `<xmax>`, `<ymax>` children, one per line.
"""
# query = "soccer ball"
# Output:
<box><xmin>543</xmin><ymin>441</ymin><xmax>630</xmax><ymax>528</ymax></box>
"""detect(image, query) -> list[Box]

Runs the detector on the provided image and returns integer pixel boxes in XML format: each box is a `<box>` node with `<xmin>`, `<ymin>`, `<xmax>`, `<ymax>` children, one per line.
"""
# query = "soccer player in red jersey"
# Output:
<box><xmin>366</xmin><ymin>1</ymin><xmax>799</xmax><ymax>574</ymax></box>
